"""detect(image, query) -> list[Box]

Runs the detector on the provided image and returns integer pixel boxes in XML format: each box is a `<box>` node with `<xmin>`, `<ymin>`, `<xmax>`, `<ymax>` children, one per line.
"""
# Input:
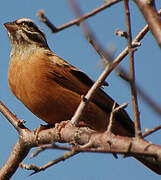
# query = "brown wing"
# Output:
<box><xmin>47</xmin><ymin>53</ymin><xmax>135</xmax><ymax>135</ymax></box>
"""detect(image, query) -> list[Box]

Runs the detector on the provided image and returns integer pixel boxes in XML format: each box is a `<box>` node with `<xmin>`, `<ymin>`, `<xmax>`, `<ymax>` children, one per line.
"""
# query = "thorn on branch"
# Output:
<box><xmin>17</xmin><ymin>119</ymin><xmax>26</xmax><ymax>127</ymax></box>
<box><xmin>107</xmin><ymin>140</ymin><xmax>112</xmax><ymax>148</ymax></box>
<box><xmin>123</xmin><ymin>142</ymin><xmax>132</xmax><ymax>158</ymax></box>
<box><xmin>112</xmin><ymin>153</ymin><xmax>118</xmax><ymax>159</ymax></box>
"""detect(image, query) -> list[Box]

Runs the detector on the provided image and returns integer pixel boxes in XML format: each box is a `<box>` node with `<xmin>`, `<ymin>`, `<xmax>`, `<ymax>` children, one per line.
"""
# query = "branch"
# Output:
<box><xmin>123</xmin><ymin>0</ymin><xmax>142</xmax><ymax>138</ymax></box>
<box><xmin>143</xmin><ymin>125</ymin><xmax>161</xmax><ymax>137</ymax></box>
<box><xmin>0</xmin><ymin>140</ymin><xmax>30</xmax><ymax>180</ymax></box>
<box><xmin>30</xmin><ymin>144</ymin><xmax>73</xmax><ymax>158</ymax></box>
<box><xmin>1</xmin><ymin>104</ymin><xmax>161</xmax><ymax>178</ymax></box>
<box><xmin>134</xmin><ymin>0</ymin><xmax>161</xmax><ymax>48</ymax></box>
<box><xmin>0</xmin><ymin>101</ymin><xmax>27</xmax><ymax>133</ymax></box>
<box><xmin>36</xmin><ymin>0</ymin><xmax>121</xmax><ymax>33</ymax></box>
<box><xmin>21</xmin><ymin>150</ymin><xmax>78</xmax><ymax>175</ymax></box>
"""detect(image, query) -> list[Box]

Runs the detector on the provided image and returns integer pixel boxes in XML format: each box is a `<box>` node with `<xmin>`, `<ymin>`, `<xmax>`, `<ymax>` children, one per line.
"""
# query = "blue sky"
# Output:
<box><xmin>0</xmin><ymin>0</ymin><xmax>161</xmax><ymax>179</ymax></box>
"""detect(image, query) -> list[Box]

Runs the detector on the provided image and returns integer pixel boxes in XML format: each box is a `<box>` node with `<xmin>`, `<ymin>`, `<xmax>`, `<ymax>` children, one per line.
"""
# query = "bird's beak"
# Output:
<box><xmin>4</xmin><ymin>22</ymin><xmax>18</xmax><ymax>33</ymax></box>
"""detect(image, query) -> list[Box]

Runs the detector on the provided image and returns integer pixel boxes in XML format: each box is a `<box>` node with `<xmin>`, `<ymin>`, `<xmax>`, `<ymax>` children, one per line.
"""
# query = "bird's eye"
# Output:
<box><xmin>28</xmin><ymin>21</ymin><xmax>34</xmax><ymax>28</ymax></box>
<box><xmin>19</xmin><ymin>21</ymin><xmax>34</xmax><ymax>28</ymax></box>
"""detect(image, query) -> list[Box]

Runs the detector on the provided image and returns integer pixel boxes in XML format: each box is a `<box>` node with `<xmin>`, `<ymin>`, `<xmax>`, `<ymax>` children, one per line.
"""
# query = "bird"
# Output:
<box><xmin>4</xmin><ymin>18</ymin><xmax>161</xmax><ymax>174</ymax></box>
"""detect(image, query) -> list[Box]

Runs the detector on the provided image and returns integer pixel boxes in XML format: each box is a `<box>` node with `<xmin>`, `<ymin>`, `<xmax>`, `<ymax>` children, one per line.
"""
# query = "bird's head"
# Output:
<box><xmin>4</xmin><ymin>18</ymin><xmax>49</xmax><ymax>55</ymax></box>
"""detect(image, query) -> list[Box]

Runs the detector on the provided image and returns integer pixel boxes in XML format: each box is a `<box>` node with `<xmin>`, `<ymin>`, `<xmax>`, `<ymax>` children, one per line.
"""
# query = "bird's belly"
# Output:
<box><xmin>9</xmin><ymin>71</ymin><xmax>107</xmax><ymax>131</ymax></box>
<box><xmin>9</xmin><ymin>70</ymin><xmax>75</xmax><ymax>123</ymax></box>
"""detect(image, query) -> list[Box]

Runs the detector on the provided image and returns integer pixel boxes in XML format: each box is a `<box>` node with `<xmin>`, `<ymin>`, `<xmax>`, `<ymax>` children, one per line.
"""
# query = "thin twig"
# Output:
<box><xmin>30</xmin><ymin>146</ymin><xmax>48</xmax><ymax>159</ymax></box>
<box><xmin>37</xmin><ymin>0</ymin><xmax>121</xmax><ymax>33</ymax></box>
<box><xmin>107</xmin><ymin>102</ymin><xmax>128</xmax><ymax>133</ymax></box>
<box><xmin>21</xmin><ymin>150</ymin><xmax>79</xmax><ymax>175</ymax></box>
<box><xmin>107</xmin><ymin>102</ymin><xmax>116</xmax><ymax>133</ymax></box>
<box><xmin>30</xmin><ymin>144</ymin><xmax>74</xmax><ymax>158</ymax></box>
<box><xmin>0</xmin><ymin>101</ymin><xmax>27</xmax><ymax>133</ymax></box>
<box><xmin>114</xmin><ymin>102</ymin><xmax>129</xmax><ymax>112</ymax></box>
<box><xmin>124</xmin><ymin>0</ymin><xmax>142</xmax><ymax>138</ymax></box>
<box><xmin>143</xmin><ymin>125</ymin><xmax>161</xmax><ymax>138</ymax></box>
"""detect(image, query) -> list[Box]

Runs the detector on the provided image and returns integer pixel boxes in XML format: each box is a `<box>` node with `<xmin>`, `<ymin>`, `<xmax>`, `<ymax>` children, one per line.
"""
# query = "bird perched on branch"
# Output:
<box><xmin>4</xmin><ymin>18</ymin><xmax>161</xmax><ymax>174</ymax></box>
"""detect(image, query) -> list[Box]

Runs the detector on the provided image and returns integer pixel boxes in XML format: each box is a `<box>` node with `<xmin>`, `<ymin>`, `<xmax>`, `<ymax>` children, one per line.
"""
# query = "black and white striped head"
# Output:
<box><xmin>4</xmin><ymin>18</ymin><xmax>49</xmax><ymax>50</ymax></box>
